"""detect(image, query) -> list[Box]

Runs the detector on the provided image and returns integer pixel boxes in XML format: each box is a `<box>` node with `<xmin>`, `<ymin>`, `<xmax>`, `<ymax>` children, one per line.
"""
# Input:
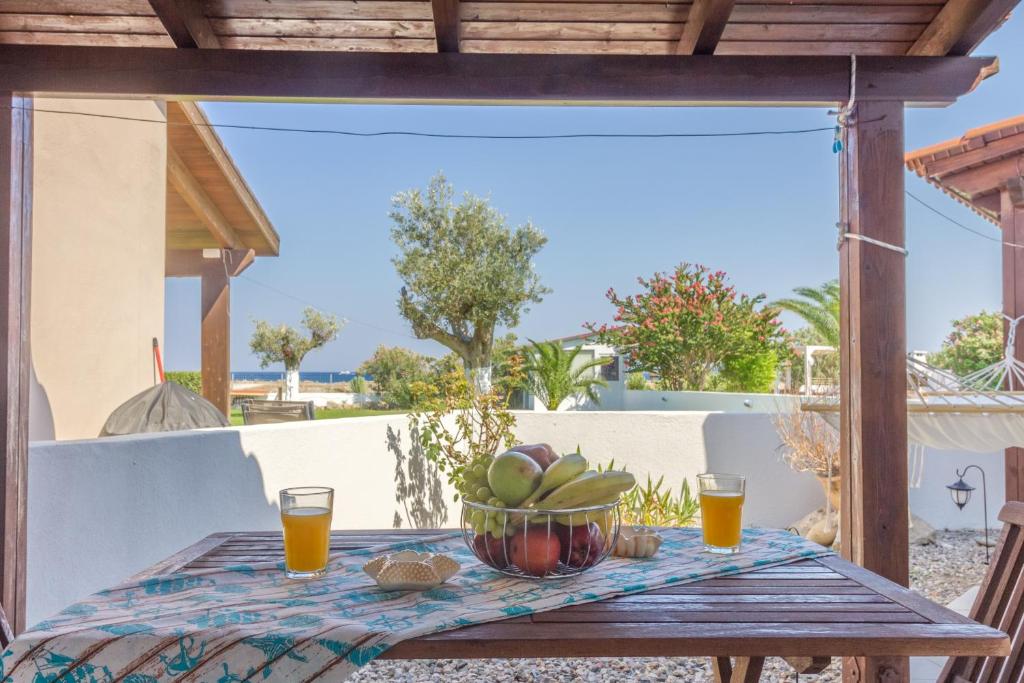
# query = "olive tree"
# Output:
<box><xmin>390</xmin><ymin>173</ymin><xmax>549</xmax><ymax>392</ymax></box>
<box><xmin>249</xmin><ymin>308</ymin><xmax>341</xmax><ymax>399</ymax></box>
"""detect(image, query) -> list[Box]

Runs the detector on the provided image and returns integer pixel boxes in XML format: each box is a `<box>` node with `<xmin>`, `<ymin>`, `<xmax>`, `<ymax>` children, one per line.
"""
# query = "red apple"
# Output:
<box><xmin>556</xmin><ymin>522</ymin><xmax>605</xmax><ymax>568</ymax></box>
<box><xmin>473</xmin><ymin>533</ymin><xmax>511</xmax><ymax>569</ymax></box>
<box><xmin>508</xmin><ymin>527</ymin><xmax>561</xmax><ymax>577</ymax></box>
<box><xmin>512</xmin><ymin>443</ymin><xmax>559</xmax><ymax>471</ymax></box>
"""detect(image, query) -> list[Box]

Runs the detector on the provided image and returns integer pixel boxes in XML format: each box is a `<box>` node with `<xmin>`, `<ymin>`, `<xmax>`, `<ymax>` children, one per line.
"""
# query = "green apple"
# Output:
<box><xmin>487</xmin><ymin>451</ymin><xmax>543</xmax><ymax>507</ymax></box>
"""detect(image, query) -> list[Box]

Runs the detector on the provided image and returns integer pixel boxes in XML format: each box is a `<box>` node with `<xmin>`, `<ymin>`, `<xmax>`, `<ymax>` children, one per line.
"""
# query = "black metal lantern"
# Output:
<box><xmin>946</xmin><ymin>476</ymin><xmax>975</xmax><ymax>510</ymax></box>
<box><xmin>946</xmin><ymin>465</ymin><xmax>989</xmax><ymax>563</ymax></box>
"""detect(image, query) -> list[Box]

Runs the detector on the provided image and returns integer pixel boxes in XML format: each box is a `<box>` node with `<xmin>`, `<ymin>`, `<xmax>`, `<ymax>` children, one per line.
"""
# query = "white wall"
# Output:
<box><xmin>26</xmin><ymin>410</ymin><xmax>997</xmax><ymax>627</ymax></box>
<box><xmin>28</xmin><ymin>415</ymin><xmax>453</xmax><ymax>626</ymax></box>
<box><xmin>31</xmin><ymin>99</ymin><xmax>167</xmax><ymax>440</ymax></box>
<box><xmin>908</xmin><ymin>447</ymin><xmax>1004</xmax><ymax>530</ymax></box>
<box><xmin>514</xmin><ymin>411</ymin><xmax>822</xmax><ymax>530</ymax></box>
<box><xmin>623</xmin><ymin>390</ymin><xmax>800</xmax><ymax>413</ymax></box>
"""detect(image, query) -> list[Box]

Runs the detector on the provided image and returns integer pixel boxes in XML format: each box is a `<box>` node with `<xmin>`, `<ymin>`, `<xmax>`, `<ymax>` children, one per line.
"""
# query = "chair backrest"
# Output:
<box><xmin>940</xmin><ymin>501</ymin><xmax>1024</xmax><ymax>682</ymax></box>
<box><xmin>240</xmin><ymin>400</ymin><xmax>315</xmax><ymax>425</ymax></box>
<box><xmin>0</xmin><ymin>601</ymin><xmax>12</xmax><ymax>649</ymax></box>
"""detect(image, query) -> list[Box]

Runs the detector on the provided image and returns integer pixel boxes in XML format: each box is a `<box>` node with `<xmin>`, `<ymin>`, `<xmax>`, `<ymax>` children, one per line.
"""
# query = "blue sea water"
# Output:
<box><xmin>231</xmin><ymin>371</ymin><xmax>365</xmax><ymax>383</ymax></box>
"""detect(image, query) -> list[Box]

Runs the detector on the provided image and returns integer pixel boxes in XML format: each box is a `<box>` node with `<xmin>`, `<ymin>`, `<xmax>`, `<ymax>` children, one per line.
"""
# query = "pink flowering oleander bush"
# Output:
<box><xmin>587</xmin><ymin>263</ymin><xmax>785</xmax><ymax>392</ymax></box>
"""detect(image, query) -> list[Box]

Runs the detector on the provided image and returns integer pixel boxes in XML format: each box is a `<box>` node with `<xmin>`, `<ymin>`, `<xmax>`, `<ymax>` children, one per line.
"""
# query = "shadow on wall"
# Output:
<box><xmin>701</xmin><ymin>412</ymin><xmax>823</xmax><ymax>529</ymax></box>
<box><xmin>29</xmin><ymin>362</ymin><xmax>55</xmax><ymax>442</ymax></box>
<box><xmin>27</xmin><ymin>428</ymin><xmax>279</xmax><ymax>625</ymax></box>
<box><xmin>388</xmin><ymin>423</ymin><xmax>448</xmax><ymax>529</ymax></box>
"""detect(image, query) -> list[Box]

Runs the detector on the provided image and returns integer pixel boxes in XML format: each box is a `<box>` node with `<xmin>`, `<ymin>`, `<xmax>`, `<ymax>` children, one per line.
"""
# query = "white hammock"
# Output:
<box><xmin>803</xmin><ymin>353</ymin><xmax>1024</xmax><ymax>452</ymax></box>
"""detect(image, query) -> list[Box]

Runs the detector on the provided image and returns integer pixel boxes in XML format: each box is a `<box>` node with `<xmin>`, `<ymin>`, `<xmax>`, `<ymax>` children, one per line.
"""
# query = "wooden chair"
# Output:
<box><xmin>240</xmin><ymin>399</ymin><xmax>315</xmax><ymax>425</ymax></box>
<box><xmin>940</xmin><ymin>501</ymin><xmax>1024</xmax><ymax>682</ymax></box>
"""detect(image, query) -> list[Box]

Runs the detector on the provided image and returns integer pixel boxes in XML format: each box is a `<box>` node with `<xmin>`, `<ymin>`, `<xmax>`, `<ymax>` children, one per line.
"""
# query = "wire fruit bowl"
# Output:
<box><xmin>461</xmin><ymin>499</ymin><xmax>621</xmax><ymax>579</ymax></box>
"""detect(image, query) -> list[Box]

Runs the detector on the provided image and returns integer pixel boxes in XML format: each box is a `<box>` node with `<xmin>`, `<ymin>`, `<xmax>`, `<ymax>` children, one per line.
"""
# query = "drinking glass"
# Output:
<box><xmin>280</xmin><ymin>486</ymin><xmax>333</xmax><ymax>579</ymax></box>
<box><xmin>697</xmin><ymin>474</ymin><xmax>745</xmax><ymax>554</ymax></box>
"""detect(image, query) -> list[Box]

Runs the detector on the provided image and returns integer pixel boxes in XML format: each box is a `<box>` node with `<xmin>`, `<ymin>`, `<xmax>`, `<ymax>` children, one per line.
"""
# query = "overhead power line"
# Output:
<box><xmin>12</xmin><ymin>104</ymin><xmax>836</xmax><ymax>141</ymax></box>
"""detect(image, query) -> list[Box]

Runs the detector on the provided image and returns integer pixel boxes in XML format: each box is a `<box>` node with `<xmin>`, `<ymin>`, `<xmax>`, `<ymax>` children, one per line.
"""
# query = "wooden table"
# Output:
<box><xmin>134</xmin><ymin>530</ymin><xmax>1010</xmax><ymax>682</ymax></box>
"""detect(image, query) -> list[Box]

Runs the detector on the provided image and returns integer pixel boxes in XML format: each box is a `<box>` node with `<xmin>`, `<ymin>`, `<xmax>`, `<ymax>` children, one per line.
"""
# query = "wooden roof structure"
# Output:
<box><xmin>165</xmin><ymin>100</ymin><xmax>279</xmax><ymax>256</ymax></box>
<box><xmin>0</xmin><ymin>0</ymin><xmax>1015</xmax><ymax>59</ymax></box>
<box><xmin>906</xmin><ymin>114</ymin><xmax>1024</xmax><ymax>226</ymax></box>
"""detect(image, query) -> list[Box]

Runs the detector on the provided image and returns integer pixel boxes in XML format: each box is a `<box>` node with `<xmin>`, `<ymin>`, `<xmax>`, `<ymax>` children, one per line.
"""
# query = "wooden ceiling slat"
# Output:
<box><xmin>461</xmin><ymin>38</ymin><xmax>679</xmax><ymax>53</ymax></box>
<box><xmin>0</xmin><ymin>31</ymin><xmax>173</xmax><ymax>46</ymax></box>
<box><xmin>729</xmin><ymin>4</ymin><xmax>941</xmax><ymax>22</ymax></box>
<box><xmin>202</xmin><ymin>0</ymin><xmax>434</xmax><ymax>20</ymax></box>
<box><xmin>717</xmin><ymin>39</ymin><xmax>913</xmax><ymax>53</ymax></box>
<box><xmin>0</xmin><ymin>0</ymin><xmax>156</xmax><ymax>14</ymax></box>
<box><xmin>722</xmin><ymin>22</ymin><xmax>925</xmax><ymax>40</ymax></box>
<box><xmin>217</xmin><ymin>35</ymin><xmax>438</xmax><ymax>50</ymax></box>
<box><xmin>907</xmin><ymin>0</ymin><xmax>985</xmax><ymax>54</ymax></box>
<box><xmin>461</xmin><ymin>3</ymin><xmax>690</xmax><ymax>21</ymax></box>
<box><xmin>461</xmin><ymin>21</ymin><xmax>682</xmax><ymax>39</ymax></box>
<box><xmin>0</xmin><ymin>14</ymin><xmax>166</xmax><ymax>33</ymax></box>
<box><xmin>210</xmin><ymin>18</ymin><xmax>435</xmax><ymax>39</ymax></box>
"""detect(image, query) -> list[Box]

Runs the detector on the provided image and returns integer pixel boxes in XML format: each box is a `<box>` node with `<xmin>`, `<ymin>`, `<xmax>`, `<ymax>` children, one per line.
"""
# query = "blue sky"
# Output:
<box><xmin>165</xmin><ymin>15</ymin><xmax>1024</xmax><ymax>372</ymax></box>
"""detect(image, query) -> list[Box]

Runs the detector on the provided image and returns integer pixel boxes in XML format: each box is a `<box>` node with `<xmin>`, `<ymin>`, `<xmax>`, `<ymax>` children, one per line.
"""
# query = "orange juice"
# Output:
<box><xmin>281</xmin><ymin>506</ymin><xmax>331</xmax><ymax>573</ymax></box>
<box><xmin>700</xmin><ymin>490</ymin><xmax>744</xmax><ymax>549</ymax></box>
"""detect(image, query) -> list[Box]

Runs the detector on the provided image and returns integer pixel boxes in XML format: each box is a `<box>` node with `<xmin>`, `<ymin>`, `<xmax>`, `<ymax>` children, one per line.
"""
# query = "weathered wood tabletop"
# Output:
<box><xmin>133</xmin><ymin>529</ymin><xmax>1009</xmax><ymax>682</ymax></box>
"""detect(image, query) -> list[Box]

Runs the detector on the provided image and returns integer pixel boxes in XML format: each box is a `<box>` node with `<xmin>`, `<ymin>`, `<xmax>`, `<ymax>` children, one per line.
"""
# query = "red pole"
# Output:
<box><xmin>152</xmin><ymin>337</ymin><xmax>165</xmax><ymax>383</ymax></box>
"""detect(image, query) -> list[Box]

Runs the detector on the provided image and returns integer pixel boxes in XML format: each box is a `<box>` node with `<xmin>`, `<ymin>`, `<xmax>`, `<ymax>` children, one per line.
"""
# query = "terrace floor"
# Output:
<box><xmin>349</xmin><ymin>530</ymin><xmax>988</xmax><ymax>682</ymax></box>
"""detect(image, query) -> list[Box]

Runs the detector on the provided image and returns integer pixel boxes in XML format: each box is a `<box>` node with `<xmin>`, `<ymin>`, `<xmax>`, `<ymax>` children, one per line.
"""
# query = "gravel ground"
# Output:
<box><xmin>350</xmin><ymin>530</ymin><xmax>989</xmax><ymax>683</ymax></box>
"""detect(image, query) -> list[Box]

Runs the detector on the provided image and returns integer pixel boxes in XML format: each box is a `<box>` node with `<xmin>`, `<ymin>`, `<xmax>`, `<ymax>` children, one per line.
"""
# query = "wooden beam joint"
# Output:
<box><xmin>148</xmin><ymin>0</ymin><xmax>220</xmax><ymax>49</ymax></box>
<box><xmin>678</xmin><ymin>0</ymin><xmax>736</xmax><ymax>55</ymax></box>
<box><xmin>431</xmin><ymin>0</ymin><xmax>461</xmax><ymax>53</ymax></box>
<box><xmin>166</xmin><ymin>248</ymin><xmax>254</xmax><ymax>278</ymax></box>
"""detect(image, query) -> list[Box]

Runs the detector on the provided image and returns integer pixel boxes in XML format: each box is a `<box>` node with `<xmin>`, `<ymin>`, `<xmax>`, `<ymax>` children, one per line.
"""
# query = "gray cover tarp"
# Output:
<box><xmin>100</xmin><ymin>381</ymin><xmax>229</xmax><ymax>437</ymax></box>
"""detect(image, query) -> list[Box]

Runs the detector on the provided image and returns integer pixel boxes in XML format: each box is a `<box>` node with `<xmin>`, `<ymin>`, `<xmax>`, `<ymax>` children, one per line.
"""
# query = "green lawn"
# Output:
<box><xmin>229</xmin><ymin>406</ymin><xmax>405</xmax><ymax>426</ymax></box>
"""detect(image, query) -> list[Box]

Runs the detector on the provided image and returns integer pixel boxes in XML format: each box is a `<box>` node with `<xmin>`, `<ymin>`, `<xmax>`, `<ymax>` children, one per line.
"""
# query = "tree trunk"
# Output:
<box><xmin>468</xmin><ymin>364</ymin><xmax>492</xmax><ymax>394</ymax></box>
<box><xmin>284</xmin><ymin>368</ymin><xmax>300</xmax><ymax>400</ymax></box>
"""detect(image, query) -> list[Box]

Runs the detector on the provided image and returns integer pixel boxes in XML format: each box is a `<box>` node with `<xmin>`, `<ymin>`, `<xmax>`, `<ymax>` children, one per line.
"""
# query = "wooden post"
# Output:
<box><xmin>201</xmin><ymin>259</ymin><xmax>230</xmax><ymax>417</ymax></box>
<box><xmin>838</xmin><ymin>100</ymin><xmax>909</xmax><ymax>682</ymax></box>
<box><xmin>0</xmin><ymin>93</ymin><xmax>31</xmax><ymax>634</ymax></box>
<box><xmin>1003</xmin><ymin>186</ymin><xmax>1024</xmax><ymax>501</ymax></box>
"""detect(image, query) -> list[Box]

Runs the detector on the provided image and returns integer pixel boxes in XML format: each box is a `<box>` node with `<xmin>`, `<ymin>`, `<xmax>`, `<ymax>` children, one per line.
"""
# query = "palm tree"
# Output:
<box><xmin>524</xmin><ymin>340</ymin><xmax>610</xmax><ymax>411</ymax></box>
<box><xmin>772</xmin><ymin>280</ymin><xmax>840</xmax><ymax>348</ymax></box>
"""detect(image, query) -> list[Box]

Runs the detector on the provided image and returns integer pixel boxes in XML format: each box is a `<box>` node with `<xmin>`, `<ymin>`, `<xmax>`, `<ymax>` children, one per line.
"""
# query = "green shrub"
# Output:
<box><xmin>719</xmin><ymin>350</ymin><xmax>779</xmax><ymax>393</ymax></box>
<box><xmin>349</xmin><ymin>375</ymin><xmax>368</xmax><ymax>394</ymax></box>
<box><xmin>626</xmin><ymin>371</ymin><xmax>648</xmax><ymax>390</ymax></box>
<box><xmin>166</xmin><ymin>370</ymin><xmax>202</xmax><ymax>394</ymax></box>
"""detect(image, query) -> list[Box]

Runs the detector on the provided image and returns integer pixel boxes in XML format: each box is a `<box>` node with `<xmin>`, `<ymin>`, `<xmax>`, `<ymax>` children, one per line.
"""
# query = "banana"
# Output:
<box><xmin>519</xmin><ymin>453</ymin><xmax>588</xmax><ymax>507</ymax></box>
<box><xmin>535</xmin><ymin>470</ymin><xmax>636</xmax><ymax>511</ymax></box>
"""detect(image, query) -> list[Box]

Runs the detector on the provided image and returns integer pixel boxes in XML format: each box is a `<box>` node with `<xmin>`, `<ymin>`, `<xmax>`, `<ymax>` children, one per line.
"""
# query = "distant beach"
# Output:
<box><xmin>232</xmin><ymin>371</ymin><xmax>365</xmax><ymax>384</ymax></box>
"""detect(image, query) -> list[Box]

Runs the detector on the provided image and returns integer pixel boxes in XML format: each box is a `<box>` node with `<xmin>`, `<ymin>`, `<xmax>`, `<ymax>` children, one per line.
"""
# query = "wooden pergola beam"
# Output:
<box><xmin>201</xmin><ymin>260</ymin><xmax>230</xmax><ymax>416</ymax></box>
<box><xmin>677</xmin><ymin>0</ymin><xmax>736</xmax><ymax>55</ymax></box>
<box><xmin>948</xmin><ymin>0</ymin><xmax>1019</xmax><ymax>55</ymax></box>
<box><xmin>431</xmin><ymin>0</ymin><xmax>461</xmax><ymax>53</ymax></box>
<box><xmin>0</xmin><ymin>46</ymin><xmax>996</xmax><ymax>106</ymax></box>
<box><xmin>839</xmin><ymin>100</ymin><xmax>909</xmax><ymax>681</ymax></box>
<box><xmin>1003</xmin><ymin>186</ymin><xmax>1024</xmax><ymax>501</ymax></box>
<box><xmin>908</xmin><ymin>0</ymin><xmax>992</xmax><ymax>56</ymax></box>
<box><xmin>147</xmin><ymin>0</ymin><xmax>220</xmax><ymax>49</ymax></box>
<box><xmin>167</xmin><ymin>147</ymin><xmax>242</xmax><ymax>250</ymax></box>
<box><xmin>941</xmin><ymin>154</ymin><xmax>1024</xmax><ymax>195</ymax></box>
<box><xmin>0</xmin><ymin>92</ymin><xmax>30</xmax><ymax>635</ymax></box>
<box><xmin>165</xmin><ymin>248</ymin><xmax>255</xmax><ymax>278</ymax></box>
<box><xmin>921</xmin><ymin>130</ymin><xmax>1024</xmax><ymax>177</ymax></box>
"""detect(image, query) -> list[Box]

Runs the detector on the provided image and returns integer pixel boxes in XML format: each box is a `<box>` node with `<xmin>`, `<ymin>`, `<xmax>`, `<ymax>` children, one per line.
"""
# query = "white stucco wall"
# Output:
<box><xmin>25</xmin><ymin>410</ymin><xmax>998</xmax><ymax>626</ymax></box>
<box><xmin>30</xmin><ymin>99</ymin><xmax>167</xmax><ymax>440</ymax></box>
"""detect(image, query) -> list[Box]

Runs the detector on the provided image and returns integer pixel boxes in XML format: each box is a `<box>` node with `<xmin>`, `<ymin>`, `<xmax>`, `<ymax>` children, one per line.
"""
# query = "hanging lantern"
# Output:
<box><xmin>946</xmin><ymin>476</ymin><xmax>975</xmax><ymax>510</ymax></box>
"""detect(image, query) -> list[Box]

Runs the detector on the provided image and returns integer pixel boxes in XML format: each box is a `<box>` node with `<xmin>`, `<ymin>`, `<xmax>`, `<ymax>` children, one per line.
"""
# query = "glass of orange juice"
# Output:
<box><xmin>698</xmin><ymin>474</ymin><xmax>745</xmax><ymax>554</ymax></box>
<box><xmin>280</xmin><ymin>486</ymin><xmax>333</xmax><ymax>579</ymax></box>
